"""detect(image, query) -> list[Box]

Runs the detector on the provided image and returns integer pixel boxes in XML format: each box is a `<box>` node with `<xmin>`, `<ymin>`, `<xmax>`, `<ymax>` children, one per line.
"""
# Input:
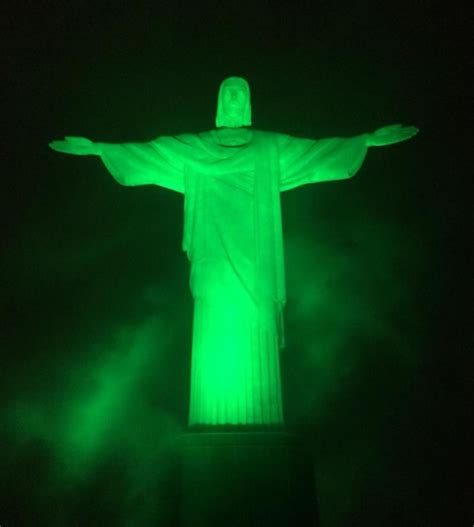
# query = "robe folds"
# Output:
<box><xmin>100</xmin><ymin>129</ymin><xmax>368</xmax><ymax>425</ymax></box>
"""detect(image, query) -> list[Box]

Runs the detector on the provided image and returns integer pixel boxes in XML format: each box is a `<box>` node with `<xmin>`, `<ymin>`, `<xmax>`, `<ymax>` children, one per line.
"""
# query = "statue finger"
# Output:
<box><xmin>397</xmin><ymin>131</ymin><xmax>417</xmax><ymax>142</ymax></box>
<box><xmin>402</xmin><ymin>128</ymin><xmax>418</xmax><ymax>138</ymax></box>
<box><xmin>49</xmin><ymin>141</ymin><xmax>67</xmax><ymax>151</ymax></box>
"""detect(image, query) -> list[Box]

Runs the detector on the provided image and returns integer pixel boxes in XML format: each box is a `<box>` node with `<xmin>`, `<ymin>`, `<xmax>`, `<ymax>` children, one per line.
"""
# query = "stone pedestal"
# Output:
<box><xmin>178</xmin><ymin>428</ymin><xmax>319</xmax><ymax>527</ymax></box>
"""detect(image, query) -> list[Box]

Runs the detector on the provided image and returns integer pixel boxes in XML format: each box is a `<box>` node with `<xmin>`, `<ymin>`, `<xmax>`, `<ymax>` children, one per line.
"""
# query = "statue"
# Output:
<box><xmin>50</xmin><ymin>76</ymin><xmax>418</xmax><ymax>426</ymax></box>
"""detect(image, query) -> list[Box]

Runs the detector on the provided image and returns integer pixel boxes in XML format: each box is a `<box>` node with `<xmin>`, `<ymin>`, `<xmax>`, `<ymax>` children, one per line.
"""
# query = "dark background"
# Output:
<box><xmin>1</xmin><ymin>1</ymin><xmax>471</xmax><ymax>526</ymax></box>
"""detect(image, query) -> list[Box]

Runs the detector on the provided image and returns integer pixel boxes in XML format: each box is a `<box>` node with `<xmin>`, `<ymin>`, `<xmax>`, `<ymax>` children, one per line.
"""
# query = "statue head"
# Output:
<box><xmin>215</xmin><ymin>76</ymin><xmax>252</xmax><ymax>128</ymax></box>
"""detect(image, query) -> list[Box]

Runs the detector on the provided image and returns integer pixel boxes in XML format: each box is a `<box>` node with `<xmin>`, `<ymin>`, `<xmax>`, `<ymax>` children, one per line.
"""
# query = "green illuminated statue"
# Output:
<box><xmin>50</xmin><ymin>77</ymin><xmax>418</xmax><ymax>426</ymax></box>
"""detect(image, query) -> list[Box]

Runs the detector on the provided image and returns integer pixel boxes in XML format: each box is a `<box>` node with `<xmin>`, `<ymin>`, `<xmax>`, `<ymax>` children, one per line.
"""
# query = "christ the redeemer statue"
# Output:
<box><xmin>50</xmin><ymin>76</ymin><xmax>418</xmax><ymax>426</ymax></box>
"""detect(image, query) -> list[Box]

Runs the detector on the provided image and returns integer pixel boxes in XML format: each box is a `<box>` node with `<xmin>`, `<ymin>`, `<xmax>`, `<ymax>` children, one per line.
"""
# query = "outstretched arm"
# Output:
<box><xmin>278</xmin><ymin>124</ymin><xmax>418</xmax><ymax>191</ymax></box>
<box><xmin>278</xmin><ymin>132</ymin><xmax>369</xmax><ymax>191</ymax></box>
<box><xmin>49</xmin><ymin>135</ymin><xmax>191</xmax><ymax>193</ymax></box>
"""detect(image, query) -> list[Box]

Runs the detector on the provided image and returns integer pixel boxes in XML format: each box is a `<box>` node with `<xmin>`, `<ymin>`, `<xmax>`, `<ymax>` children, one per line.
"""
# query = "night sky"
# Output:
<box><xmin>1</xmin><ymin>2</ymin><xmax>471</xmax><ymax>526</ymax></box>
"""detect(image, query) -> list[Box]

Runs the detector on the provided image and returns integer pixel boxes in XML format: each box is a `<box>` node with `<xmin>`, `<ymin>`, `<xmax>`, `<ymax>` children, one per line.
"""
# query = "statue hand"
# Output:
<box><xmin>367</xmin><ymin>124</ymin><xmax>419</xmax><ymax>147</ymax></box>
<box><xmin>48</xmin><ymin>136</ymin><xmax>100</xmax><ymax>155</ymax></box>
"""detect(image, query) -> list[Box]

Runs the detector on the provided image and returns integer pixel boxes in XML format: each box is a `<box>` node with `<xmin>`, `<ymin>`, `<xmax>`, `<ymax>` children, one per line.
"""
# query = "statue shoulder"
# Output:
<box><xmin>252</xmin><ymin>130</ymin><xmax>294</xmax><ymax>150</ymax></box>
<box><xmin>172</xmin><ymin>131</ymin><xmax>202</xmax><ymax>143</ymax></box>
<box><xmin>253</xmin><ymin>129</ymin><xmax>291</xmax><ymax>141</ymax></box>
<box><xmin>151</xmin><ymin>132</ymin><xmax>202</xmax><ymax>148</ymax></box>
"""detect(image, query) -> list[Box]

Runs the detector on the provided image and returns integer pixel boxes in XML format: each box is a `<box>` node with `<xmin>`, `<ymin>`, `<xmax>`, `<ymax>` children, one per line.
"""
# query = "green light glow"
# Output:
<box><xmin>49</xmin><ymin>77</ymin><xmax>418</xmax><ymax>426</ymax></box>
<box><xmin>6</xmin><ymin>315</ymin><xmax>176</xmax><ymax>481</ymax></box>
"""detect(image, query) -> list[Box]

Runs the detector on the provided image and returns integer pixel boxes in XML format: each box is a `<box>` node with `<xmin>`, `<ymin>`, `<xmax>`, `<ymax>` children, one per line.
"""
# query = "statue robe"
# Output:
<box><xmin>99</xmin><ymin>129</ymin><xmax>368</xmax><ymax>425</ymax></box>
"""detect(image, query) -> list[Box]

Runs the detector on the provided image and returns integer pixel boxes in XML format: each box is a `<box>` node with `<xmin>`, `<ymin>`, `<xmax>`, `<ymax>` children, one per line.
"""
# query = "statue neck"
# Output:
<box><xmin>212</xmin><ymin>127</ymin><xmax>252</xmax><ymax>146</ymax></box>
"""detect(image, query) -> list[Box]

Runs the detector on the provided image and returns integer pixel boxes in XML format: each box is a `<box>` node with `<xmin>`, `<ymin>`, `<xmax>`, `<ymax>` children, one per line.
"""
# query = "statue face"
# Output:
<box><xmin>215</xmin><ymin>76</ymin><xmax>252</xmax><ymax>128</ymax></box>
<box><xmin>222</xmin><ymin>84</ymin><xmax>247</xmax><ymax>120</ymax></box>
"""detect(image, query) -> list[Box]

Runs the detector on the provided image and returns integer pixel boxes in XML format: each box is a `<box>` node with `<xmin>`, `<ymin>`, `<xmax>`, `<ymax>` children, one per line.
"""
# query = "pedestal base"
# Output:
<box><xmin>178</xmin><ymin>428</ymin><xmax>318</xmax><ymax>527</ymax></box>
